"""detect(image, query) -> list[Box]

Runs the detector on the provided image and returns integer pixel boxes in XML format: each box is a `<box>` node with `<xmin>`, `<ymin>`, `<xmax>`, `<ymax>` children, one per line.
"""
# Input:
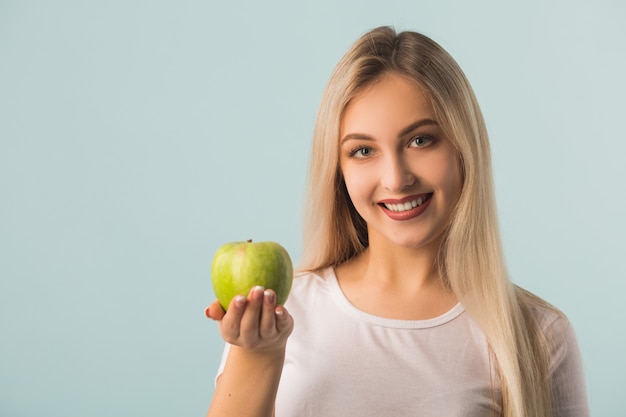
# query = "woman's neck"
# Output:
<box><xmin>335</xmin><ymin>238</ymin><xmax>457</xmax><ymax>320</ymax></box>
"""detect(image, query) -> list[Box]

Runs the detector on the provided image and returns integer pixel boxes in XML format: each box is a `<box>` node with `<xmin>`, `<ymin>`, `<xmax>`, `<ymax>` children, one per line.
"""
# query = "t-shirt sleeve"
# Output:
<box><xmin>214</xmin><ymin>342</ymin><xmax>232</xmax><ymax>387</ymax></box>
<box><xmin>545</xmin><ymin>315</ymin><xmax>590</xmax><ymax>417</ymax></box>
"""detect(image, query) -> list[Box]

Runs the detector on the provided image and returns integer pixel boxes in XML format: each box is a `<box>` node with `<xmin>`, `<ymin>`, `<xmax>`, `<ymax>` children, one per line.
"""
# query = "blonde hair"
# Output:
<box><xmin>301</xmin><ymin>26</ymin><xmax>554</xmax><ymax>417</ymax></box>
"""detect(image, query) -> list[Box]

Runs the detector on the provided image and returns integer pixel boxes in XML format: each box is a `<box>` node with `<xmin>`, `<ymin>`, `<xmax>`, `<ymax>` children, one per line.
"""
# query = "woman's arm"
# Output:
<box><xmin>205</xmin><ymin>286</ymin><xmax>294</xmax><ymax>417</ymax></box>
<box><xmin>547</xmin><ymin>315</ymin><xmax>590</xmax><ymax>417</ymax></box>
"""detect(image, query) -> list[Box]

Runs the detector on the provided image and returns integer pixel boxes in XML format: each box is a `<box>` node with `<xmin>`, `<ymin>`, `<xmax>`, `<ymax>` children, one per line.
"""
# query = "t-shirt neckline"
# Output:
<box><xmin>323</xmin><ymin>267</ymin><xmax>465</xmax><ymax>329</ymax></box>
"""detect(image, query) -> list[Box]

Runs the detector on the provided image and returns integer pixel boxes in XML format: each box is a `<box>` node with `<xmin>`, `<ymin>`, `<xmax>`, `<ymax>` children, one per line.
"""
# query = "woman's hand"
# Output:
<box><xmin>205</xmin><ymin>286</ymin><xmax>292</xmax><ymax>417</ymax></box>
<box><xmin>205</xmin><ymin>286</ymin><xmax>294</xmax><ymax>353</ymax></box>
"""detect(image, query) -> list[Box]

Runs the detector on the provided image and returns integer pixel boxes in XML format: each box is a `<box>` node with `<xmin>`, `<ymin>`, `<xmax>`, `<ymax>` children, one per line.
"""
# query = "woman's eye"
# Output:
<box><xmin>350</xmin><ymin>147</ymin><xmax>373</xmax><ymax>158</ymax></box>
<box><xmin>409</xmin><ymin>135</ymin><xmax>434</xmax><ymax>148</ymax></box>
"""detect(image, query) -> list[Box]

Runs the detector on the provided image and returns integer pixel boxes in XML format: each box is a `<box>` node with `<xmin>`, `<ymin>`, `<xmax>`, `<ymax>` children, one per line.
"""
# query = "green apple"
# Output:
<box><xmin>211</xmin><ymin>239</ymin><xmax>293</xmax><ymax>310</ymax></box>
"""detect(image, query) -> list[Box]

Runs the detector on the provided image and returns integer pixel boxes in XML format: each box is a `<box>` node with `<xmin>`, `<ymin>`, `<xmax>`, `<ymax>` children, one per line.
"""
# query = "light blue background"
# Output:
<box><xmin>1</xmin><ymin>0</ymin><xmax>624</xmax><ymax>415</ymax></box>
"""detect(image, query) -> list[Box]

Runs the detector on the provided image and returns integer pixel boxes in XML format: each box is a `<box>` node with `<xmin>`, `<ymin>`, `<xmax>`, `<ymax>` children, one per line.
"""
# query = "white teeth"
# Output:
<box><xmin>384</xmin><ymin>196</ymin><xmax>427</xmax><ymax>212</ymax></box>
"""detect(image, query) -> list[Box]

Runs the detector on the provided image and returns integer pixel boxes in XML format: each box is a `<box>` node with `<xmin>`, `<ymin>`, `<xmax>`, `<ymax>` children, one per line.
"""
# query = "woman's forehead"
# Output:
<box><xmin>340</xmin><ymin>74</ymin><xmax>436</xmax><ymax>138</ymax></box>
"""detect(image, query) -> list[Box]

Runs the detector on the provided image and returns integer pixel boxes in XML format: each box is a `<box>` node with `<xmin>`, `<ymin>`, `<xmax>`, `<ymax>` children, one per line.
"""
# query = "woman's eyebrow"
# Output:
<box><xmin>341</xmin><ymin>118</ymin><xmax>439</xmax><ymax>144</ymax></box>
<box><xmin>399</xmin><ymin>118</ymin><xmax>439</xmax><ymax>136</ymax></box>
<box><xmin>340</xmin><ymin>133</ymin><xmax>375</xmax><ymax>144</ymax></box>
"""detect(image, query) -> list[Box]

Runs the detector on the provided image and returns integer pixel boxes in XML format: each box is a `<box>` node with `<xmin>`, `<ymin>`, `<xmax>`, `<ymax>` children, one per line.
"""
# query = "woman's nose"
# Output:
<box><xmin>380</xmin><ymin>154</ymin><xmax>416</xmax><ymax>192</ymax></box>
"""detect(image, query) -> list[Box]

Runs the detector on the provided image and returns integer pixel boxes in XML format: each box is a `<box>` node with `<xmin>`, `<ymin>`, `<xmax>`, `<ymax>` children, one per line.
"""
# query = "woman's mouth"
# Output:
<box><xmin>380</xmin><ymin>193</ymin><xmax>433</xmax><ymax>212</ymax></box>
<box><xmin>378</xmin><ymin>193</ymin><xmax>433</xmax><ymax>220</ymax></box>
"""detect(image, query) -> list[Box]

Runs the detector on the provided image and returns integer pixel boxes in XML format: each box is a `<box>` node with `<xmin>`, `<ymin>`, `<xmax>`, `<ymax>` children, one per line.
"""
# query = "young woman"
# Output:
<box><xmin>205</xmin><ymin>26</ymin><xmax>589</xmax><ymax>417</ymax></box>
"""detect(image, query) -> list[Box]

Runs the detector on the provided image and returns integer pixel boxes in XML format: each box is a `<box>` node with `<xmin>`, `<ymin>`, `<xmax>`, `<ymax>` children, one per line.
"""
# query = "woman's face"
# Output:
<box><xmin>339</xmin><ymin>74</ymin><xmax>463</xmax><ymax>250</ymax></box>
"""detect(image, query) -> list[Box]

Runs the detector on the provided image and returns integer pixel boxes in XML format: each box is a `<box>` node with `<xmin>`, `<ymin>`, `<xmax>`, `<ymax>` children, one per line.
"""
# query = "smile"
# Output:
<box><xmin>378</xmin><ymin>193</ymin><xmax>433</xmax><ymax>221</ymax></box>
<box><xmin>381</xmin><ymin>193</ymin><xmax>433</xmax><ymax>212</ymax></box>
<box><xmin>384</xmin><ymin>197</ymin><xmax>424</xmax><ymax>212</ymax></box>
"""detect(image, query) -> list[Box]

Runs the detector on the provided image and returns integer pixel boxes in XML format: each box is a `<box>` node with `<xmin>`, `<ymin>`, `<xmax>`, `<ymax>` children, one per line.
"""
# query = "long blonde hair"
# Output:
<box><xmin>301</xmin><ymin>26</ymin><xmax>553</xmax><ymax>417</ymax></box>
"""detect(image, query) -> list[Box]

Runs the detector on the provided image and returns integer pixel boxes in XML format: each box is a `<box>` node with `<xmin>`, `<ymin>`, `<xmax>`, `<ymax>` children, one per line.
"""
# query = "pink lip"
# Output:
<box><xmin>378</xmin><ymin>193</ymin><xmax>433</xmax><ymax>221</ymax></box>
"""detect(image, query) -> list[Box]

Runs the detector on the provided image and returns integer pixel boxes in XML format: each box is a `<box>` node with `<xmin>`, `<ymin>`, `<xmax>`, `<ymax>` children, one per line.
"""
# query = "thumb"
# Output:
<box><xmin>205</xmin><ymin>300</ymin><xmax>226</xmax><ymax>321</ymax></box>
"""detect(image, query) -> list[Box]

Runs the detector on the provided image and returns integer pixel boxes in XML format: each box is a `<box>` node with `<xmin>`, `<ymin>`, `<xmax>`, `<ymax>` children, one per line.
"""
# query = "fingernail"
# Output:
<box><xmin>234</xmin><ymin>295</ymin><xmax>245</xmax><ymax>308</ymax></box>
<box><xmin>264</xmin><ymin>290</ymin><xmax>275</xmax><ymax>304</ymax></box>
<box><xmin>252</xmin><ymin>286</ymin><xmax>264</xmax><ymax>300</ymax></box>
<box><xmin>275</xmin><ymin>307</ymin><xmax>284</xmax><ymax>318</ymax></box>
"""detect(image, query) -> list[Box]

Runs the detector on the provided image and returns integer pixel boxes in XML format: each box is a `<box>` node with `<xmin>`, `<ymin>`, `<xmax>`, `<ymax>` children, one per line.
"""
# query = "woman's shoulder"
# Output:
<box><xmin>515</xmin><ymin>286</ymin><xmax>569</xmax><ymax>331</ymax></box>
<box><xmin>515</xmin><ymin>286</ymin><xmax>581</xmax><ymax>368</ymax></box>
<box><xmin>286</xmin><ymin>267</ymin><xmax>336</xmax><ymax>304</ymax></box>
<box><xmin>292</xmin><ymin>267</ymin><xmax>334</xmax><ymax>287</ymax></box>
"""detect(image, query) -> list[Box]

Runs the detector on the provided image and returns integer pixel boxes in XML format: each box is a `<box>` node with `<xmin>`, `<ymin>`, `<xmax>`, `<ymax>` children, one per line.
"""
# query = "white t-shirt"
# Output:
<box><xmin>217</xmin><ymin>268</ymin><xmax>589</xmax><ymax>417</ymax></box>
